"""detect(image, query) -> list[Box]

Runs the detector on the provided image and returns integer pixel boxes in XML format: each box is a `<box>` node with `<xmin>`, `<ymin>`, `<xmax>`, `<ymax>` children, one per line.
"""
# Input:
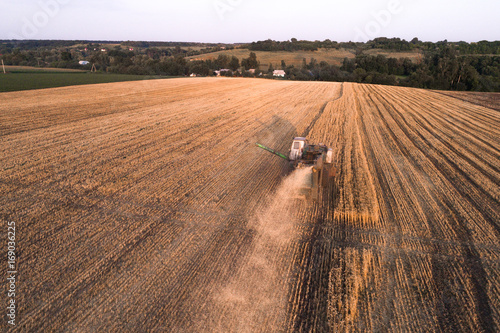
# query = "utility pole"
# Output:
<box><xmin>1</xmin><ymin>59</ymin><xmax>5</xmax><ymax>74</ymax></box>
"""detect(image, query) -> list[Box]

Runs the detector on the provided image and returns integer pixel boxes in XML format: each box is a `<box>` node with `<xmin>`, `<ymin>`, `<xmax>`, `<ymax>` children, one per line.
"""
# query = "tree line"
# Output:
<box><xmin>282</xmin><ymin>49</ymin><xmax>498</xmax><ymax>91</ymax></box>
<box><xmin>245</xmin><ymin>38</ymin><xmax>500</xmax><ymax>54</ymax></box>
<box><xmin>1</xmin><ymin>39</ymin><xmax>498</xmax><ymax>91</ymax></box>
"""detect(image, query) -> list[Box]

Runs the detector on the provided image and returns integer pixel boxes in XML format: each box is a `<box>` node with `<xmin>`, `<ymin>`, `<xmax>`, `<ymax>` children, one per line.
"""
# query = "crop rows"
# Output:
<box><xmin>290</xmin><ymin>83</ymin><xmax>499</xmax><ymax>332</ymax></box>
<box><xmin>1</xmin><ymin>78</ymin><xmax>498</xmax><ymax>332</ymax></box>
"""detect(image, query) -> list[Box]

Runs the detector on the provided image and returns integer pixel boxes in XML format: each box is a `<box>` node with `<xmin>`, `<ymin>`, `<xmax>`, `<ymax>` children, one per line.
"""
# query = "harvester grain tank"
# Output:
<box><xmin>256</xmin><ymin>137</ymin><xmax>336</xmax><ymax>201</ymax></box>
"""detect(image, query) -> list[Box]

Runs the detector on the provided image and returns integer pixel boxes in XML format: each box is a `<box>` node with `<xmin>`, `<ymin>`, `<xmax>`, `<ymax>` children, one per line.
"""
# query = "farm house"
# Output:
<box><xmin>273</xmin><ymin>69</ymin><xmax>286</xmax><ymax>77</ymax></box>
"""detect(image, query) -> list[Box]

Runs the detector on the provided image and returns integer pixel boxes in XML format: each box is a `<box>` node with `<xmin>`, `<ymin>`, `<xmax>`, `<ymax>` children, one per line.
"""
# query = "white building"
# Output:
<box><xmin>79</xmin><ymin>61</ymin><xmax>90</xmax><ymax>65</ymax></box>
<box><xmin>215</xmin><ymin>69</ymin><xmax>232</xmax><ymax>76</ymax></box>
<box><xmin>273</xmin><ymin>70</ymin><xmax>286</xmax><ymax>77</ymax></box>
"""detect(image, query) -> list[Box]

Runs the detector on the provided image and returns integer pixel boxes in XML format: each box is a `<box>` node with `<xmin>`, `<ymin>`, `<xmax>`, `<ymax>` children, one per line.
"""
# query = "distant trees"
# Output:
<box><xmin>213</xmin><ymin>54</ymin><xmax>239</xmax><ymax>71</ymax></box>
<box><xmin>267</xmin><ymin>63</ymin><xmax>274</xmax><ymax>74</ymax></box>
<box><xmin>228</xmin><ymin>56</ymin><xmax>240</xmax><ymax>71</ymax></box>
<box><xmin>219</xmin><ymin>69</ymin><xmax>233</xmax><ymax>77</ymax></box>
<box><xmin>83</xmin><ymin>50</ymin><xmax>250</xmax><ymax>77</ymax></box>
<box><xmin>330</xmin><ymin>49</ymin><xmax>494</xmax><ymax>90</ymax></box>
<box><xmin>215</xmin><ymin>54</ymin><xmax>230</xmax><ymax>69</ymax></box>
<box><xmin>241</xmin><ymin>52</ymin><xmax>259</xmax><ymax>70</ymax></box>
<box><xmin>247</xmin><ymin>39</ymin><xmax>319</xmax><ymax>52</ymax></box>
<box><xmin>245</xmin><ymin>38</ymin><xmax>422</xmax><ymax>52</ymax></box>
<box><xmin>244</xmin><ymin>38</ymin><xmax>499</xmax><ymax>56</ymax></box>
<box><xmin>189</xmin><ymin>60</ymin><xmax>210</xmax><ymax>76</ymax></box>
<box><xmin>0</xmin><ymin>39</ymin><xmax>498</xmax><ymax>91</ymax></box>
<box><xmin>366</xmin><ymin>37</ymin><xmax>413</xmax><ymax>51</ymax></box>
<box><xmin>341</xmin><ymin>58</ymin><xmax>355</xmax><ymax>72</ymax></box>
<box><xmin>457</xmin><ymin>41</ymin><xmax>500</xmax><ymax>55</ymax></box>
<box><xmin>416</xmin><ymin>46</ymin><xmax>482</xmax><ymax>90</ymax></box>
<box><xmin>89</xmin><ymin>52</ymin><xmax>109</xmax><ymax>71</ymax></box>
<box><xmin>60</xmin><ymin>51</ymin><xmax>72</xmax><ymax>61</ymax></box>
<box><xmin>162</xmin><ymin>56</ymin><xmax>188</xmax><ymax>76</ymax></box>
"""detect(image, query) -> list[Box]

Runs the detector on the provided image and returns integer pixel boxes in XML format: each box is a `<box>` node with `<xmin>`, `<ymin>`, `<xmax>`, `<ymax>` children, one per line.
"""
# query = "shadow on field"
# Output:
<box><xmin>252</xmin><ymin>115</ymin><xmax>299</xmax><ymax>177</ymax></box>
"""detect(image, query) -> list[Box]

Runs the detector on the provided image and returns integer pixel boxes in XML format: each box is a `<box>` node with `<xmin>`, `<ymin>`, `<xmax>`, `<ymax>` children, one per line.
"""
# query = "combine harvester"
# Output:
<box><xmin>256</xmin><ymin>137</ymin><xmax>336</xmax><ymax>201</ymax></box>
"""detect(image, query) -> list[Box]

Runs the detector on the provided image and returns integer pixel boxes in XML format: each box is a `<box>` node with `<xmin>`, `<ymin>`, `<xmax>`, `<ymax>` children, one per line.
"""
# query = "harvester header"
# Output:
<box><xmin>255</xmin><ymin>143</ymin><xmax>288</xmax><ymax>160</ymax></box>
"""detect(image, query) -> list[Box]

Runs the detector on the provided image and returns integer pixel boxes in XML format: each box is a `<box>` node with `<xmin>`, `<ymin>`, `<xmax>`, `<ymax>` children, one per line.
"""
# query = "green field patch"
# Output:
<box><xmin>2</xmin><ymin>65</ymin><xmax>86</xmax><ymax>73</ymax></box>
<box><xmin>0</xmin><ymin>72</ymin><xmax>174</xmax><ymax>92</ymax></box>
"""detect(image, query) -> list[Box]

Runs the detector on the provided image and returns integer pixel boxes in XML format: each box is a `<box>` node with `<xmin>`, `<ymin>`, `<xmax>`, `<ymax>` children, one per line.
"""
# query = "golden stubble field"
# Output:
<box><xmin>187</xmin><ymin>48</ymin><xmax>424</xmax><ymax>68</ymax></box>
<box><xmin>1</xmin><ymin>78</ymin><xmax>499</xmax><ymax>332</ymax></box>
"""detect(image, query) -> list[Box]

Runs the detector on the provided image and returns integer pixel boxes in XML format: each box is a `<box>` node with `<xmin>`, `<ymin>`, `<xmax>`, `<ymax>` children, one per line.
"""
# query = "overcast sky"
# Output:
<box><xmin>1</xmin><ymin>0</ymin><xmax>499</xmax><ymax>43</ymax></box>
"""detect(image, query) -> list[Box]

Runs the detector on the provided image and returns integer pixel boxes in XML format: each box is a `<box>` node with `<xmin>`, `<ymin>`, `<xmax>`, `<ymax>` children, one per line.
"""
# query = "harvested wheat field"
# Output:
<box><xmin>1</xmin><ymin>78</ymin><xmax>499</xmax><ymax>332</ymax></box>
